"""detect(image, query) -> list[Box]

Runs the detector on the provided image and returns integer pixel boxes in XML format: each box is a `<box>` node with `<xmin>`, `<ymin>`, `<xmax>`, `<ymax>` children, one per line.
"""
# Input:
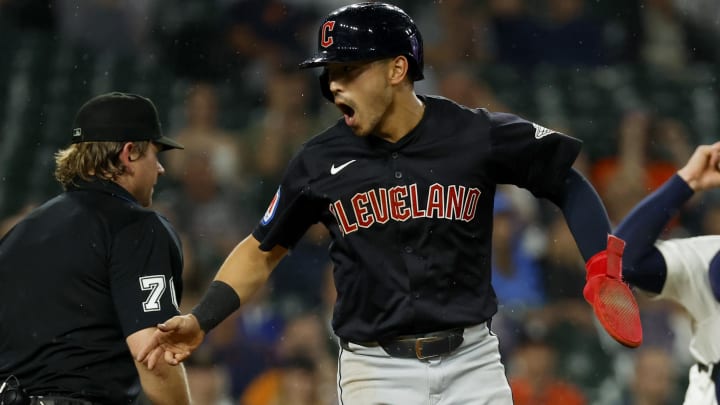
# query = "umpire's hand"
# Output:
<box><xmin>136</xmin><ymin>314</ymin><xmax>206</xmax><ymax>370</ymax></box>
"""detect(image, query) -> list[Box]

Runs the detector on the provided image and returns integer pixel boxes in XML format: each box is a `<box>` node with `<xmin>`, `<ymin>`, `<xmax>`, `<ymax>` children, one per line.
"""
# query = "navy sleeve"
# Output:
<box><xmin>252</xmin><ymin>149</ymin><xmax>325</xmax><ymax>251</ymax></box>
<box><xmin>547</xmin><ymin>168</ymin><xmax>610</xmax><ymax>262</ymax></box>
<box><xmin>614</xmin><ymin>174</ymin><xmax>694</xmax><ymax>293</ymax></box>
<box><xmin>486</xmin><ymin>111</ymin><xmax>582</xmax><ymax>198</ymax></box>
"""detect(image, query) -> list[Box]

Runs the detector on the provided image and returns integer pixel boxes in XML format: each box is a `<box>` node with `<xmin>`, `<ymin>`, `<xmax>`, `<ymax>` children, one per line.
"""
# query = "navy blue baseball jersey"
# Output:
<box><xmin>252</xmin><ymin>95</ymin><xmax>581</xmax><ymax>342</ymax></box>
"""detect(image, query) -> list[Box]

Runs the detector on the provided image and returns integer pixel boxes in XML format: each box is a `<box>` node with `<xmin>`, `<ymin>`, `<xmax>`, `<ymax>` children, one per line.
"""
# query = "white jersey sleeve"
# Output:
<box><xmin>655</xmin><ymin>235</ymin><xmax>720</xmax><ymax>364</ymax></box>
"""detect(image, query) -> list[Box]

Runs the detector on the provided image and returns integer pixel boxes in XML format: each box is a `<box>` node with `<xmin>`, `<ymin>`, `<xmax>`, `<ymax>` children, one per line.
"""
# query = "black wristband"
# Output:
<box><xmin>191</xmin><ymin>280</ymin><xmax>241</xmax><ymax>333</ymax></box>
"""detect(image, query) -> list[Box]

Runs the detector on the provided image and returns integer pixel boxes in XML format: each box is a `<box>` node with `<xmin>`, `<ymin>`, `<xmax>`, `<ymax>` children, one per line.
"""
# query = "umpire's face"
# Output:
<box><xmin>326</xmin><ymin>59</ymin><xmax>396</xmax><ymax>137</ymax></box>
<box><xmin>123</xmin><ymin>142</ymin><xmax>165</xmax><ymax>207</ymax></box>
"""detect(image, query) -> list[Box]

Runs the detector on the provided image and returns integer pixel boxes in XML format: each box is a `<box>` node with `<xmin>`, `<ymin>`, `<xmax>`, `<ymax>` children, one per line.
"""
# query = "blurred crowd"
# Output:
<box><xmin>2</xmin><ymin>0</ymin><xmax>720</xmax><ymax>404</ymax></box>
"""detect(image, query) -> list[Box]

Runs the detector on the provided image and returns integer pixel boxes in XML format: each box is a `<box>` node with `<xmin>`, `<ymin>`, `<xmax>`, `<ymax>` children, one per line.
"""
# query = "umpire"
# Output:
<box><xmin>0</xmin><ymin>92</ymin><xmax>191</xmax><ymax>405</ymax></box>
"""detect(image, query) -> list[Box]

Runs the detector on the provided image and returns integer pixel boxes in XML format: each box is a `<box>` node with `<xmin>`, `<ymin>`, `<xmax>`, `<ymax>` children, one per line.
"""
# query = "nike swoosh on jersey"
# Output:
<box><xmin>330</xmin><ymin>159</ymin><xmax>357</xmax><ymax>175</ymax></box>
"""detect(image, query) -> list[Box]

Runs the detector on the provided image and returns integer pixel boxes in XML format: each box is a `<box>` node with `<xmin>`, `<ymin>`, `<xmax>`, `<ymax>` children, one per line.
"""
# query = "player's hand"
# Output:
<box><xmin>583</xmin><ymin>235</ymin><xmax>642</xmax><ymax>348</ymax></box>
<box><xmin>677</xmin><ymin>142</ymin><xmax>720</xmax><ymax>192</ymax></box>
<box><xmin>136</xmin><ymin>314</ymin><xmax>205</xmax><ymax>370</ymax></box>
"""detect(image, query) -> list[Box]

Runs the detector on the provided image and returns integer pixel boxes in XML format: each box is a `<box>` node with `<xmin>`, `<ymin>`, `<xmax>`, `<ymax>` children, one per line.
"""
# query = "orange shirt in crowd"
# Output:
<box><xmin>510</xmin><ymin>378</ymin><xmax>586</xmax><ymax>405</ymax></box>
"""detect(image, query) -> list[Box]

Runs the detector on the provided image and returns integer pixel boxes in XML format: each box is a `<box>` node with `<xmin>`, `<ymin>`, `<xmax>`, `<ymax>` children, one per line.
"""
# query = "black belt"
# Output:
<box><xmin>340</xmin><ymin>328</ymin><xmax>465</xmax><ymax>360</ymax></box>
<box><xmin>697</xmin><ymin>363</ymin><xmax>719</xmax><ymax>380</ymax></box>
<box><xmin>29</xmin><ymin>396</ymin><xmax>98</xmax><ymax>405</ymax></box>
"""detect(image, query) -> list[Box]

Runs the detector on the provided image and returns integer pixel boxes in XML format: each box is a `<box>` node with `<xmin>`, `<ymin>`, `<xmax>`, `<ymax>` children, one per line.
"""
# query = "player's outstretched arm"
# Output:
<box><xmin>548</xmin><ymin>168</ymin><xmax>642</xmax><ymax>347</ymax></box>
<box><xmin>137</xmin><ymin>235</ymin><xmax>288</xmax><ymax>368</ymax></box>
<box><xmin>613</xmin><ymin>142</ymin><xmax>720</xmax><ymax>290</ymax></box>
<box><xmin>613</xmin><ymin>142</ymin><xmax>720</xmax><ymax>298</ymax></box>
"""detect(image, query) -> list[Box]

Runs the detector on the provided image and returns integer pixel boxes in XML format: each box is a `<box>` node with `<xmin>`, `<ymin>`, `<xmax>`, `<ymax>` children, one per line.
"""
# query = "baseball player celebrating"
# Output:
<box><xmin>138</xmin><ymin>3</ymin><xmax>640</xmax><ymax>404</ymax></box>
<box><xmin>614</xmin><ymin>142</ymin><xmax>720</xmax><ymax>405</ymax></box>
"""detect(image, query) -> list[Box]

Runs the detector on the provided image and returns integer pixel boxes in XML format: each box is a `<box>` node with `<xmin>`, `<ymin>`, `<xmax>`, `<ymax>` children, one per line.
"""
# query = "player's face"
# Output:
<box><xmin>326</xmin><ymin>60</ymin><xmax>393</xmax><ymax>137</ymax></box>
<box><xmin>129</xmin><ymin>143</ymin><xmax>165</xmax><ymax>207</ymax></box>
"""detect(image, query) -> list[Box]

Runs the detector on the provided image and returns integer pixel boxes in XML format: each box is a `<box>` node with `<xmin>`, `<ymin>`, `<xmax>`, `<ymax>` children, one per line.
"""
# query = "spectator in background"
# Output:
<box><xmin>489</xmin><ymin>190</ymin><xmax>548</xmax><ymax>363</ymax></box>
<box><xmin>165</xmin><ymin>82</ymin><xmax>247</xmax><ymax>192</ymax></box>
<box><xmin>620</xmin><ymin>347</ymin><xmax>680</xmax><ymax>405</ymax></box>
<box><xmin>239</xmin><ymin>313</ymin><xmax>337</xmax><ymax>405</ymax></box>
<box><xmin>156</xmin><ymin>84</ymin><xmax>256</xmax><ymax>283</ymax></box>
<box><xmin>224</xmin><ymin>0</ymin><xmax>316</xmax><ymax>91</ymax></box>
<box><xmin>165</xmin><ymin>151</ymin><xmax>252</xmax><ymax>288</ymax></box>
<box><xmin>491</xmin><ymin>191</ymin><xmax>546</xmax><ymax>311</ymax></box>
<box><xmin>240</xmin><ymin>355</ymin><xmax>321</xmax><ymax>405</ymax></box>
<box><xmin>54</xmin><ymin>0</ymin><xmax>154</xmax><ymax>56</ymax></box>
<box><xmin>590</xmin><ymin>110</ymin><xmax>692</xmax><ymax>225</ymax></box>
<box><xmin>508</xmin><ymin>328</ymin><xmax>587</xmax><ymax>405</ymax></box>
<box><xmin>638</xmin><ymin>0</ymin><xmax>689</xmax><ymax>73</ymax></box>
<box><xmin>247</xmin><ymin>65</ymin><xmax>319</xmax><ymax>200</ymax></box>
<box><xmin>183</xmin><ymin>346</ymin><xmax>234</xmax><ymax>405</ymax></box>
<box><xmin>215</xmin><ymin>284</ymin><xmax>286</xmax><ymax>401</ymax></box>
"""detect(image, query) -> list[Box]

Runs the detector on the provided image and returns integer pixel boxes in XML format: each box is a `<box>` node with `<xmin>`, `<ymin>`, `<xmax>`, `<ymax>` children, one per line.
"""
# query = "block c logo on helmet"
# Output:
<box><xmin>321</xmin><ymin>21</ymin><xmax>335</xmax><ymax>48</ymax></box>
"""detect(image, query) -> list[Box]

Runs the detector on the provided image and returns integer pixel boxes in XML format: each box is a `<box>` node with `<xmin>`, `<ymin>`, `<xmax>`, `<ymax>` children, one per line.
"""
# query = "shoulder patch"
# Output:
<box><xmin>261</xmin><ymin>187</ymin><xmax>281</xmax><ymax>226</ymax></box>
<box><xmin>532</xmin><ymin>123</ymin><xmax>555</xmax><ymax>139</ymax></box>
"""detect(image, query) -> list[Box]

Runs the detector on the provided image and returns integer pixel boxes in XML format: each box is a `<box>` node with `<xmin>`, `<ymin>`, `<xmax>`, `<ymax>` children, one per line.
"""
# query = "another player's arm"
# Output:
<box><xmin>127</xmin><ymin>327</ymin><xmax>191</xmax><ymax>405</ymax></box>
<box><xmin>615</xmin><ymin>142</ymin><xmax>720</xmax><ymax>293</ymax></box>
<box><xmin>138</xmin><ymin>235</ymin><xmax>287</xmax><ymax>368</ymax></box>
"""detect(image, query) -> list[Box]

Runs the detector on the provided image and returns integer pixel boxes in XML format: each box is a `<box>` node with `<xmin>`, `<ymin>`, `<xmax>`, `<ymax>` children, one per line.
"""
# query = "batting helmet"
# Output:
<box><xmin>299</xmin><ymin>2</ymin><xmax>424</xmax><ymax>100</ymax></box>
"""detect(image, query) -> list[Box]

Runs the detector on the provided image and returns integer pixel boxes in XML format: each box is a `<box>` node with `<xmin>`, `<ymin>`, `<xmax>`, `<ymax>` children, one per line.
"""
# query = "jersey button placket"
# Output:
<box><xmin>391</xmin><ymin>151</ymin><xmax>402</xmax><ymax>180</ymax></box>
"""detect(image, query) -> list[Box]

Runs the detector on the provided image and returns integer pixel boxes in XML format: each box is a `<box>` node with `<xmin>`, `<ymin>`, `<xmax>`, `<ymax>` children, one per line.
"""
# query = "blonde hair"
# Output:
<box><xmin>54</xmin><ymin>141</ymin><xmax>150</xmax><ymax>189</ymax></box>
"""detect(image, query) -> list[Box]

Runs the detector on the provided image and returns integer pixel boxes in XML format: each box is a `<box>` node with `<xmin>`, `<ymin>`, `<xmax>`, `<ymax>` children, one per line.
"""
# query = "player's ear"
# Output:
<box><xmin>118</xmin><ymin>142</ymin><xmax>139</xmax><ymax>173</ymax></box>
<box><xmin>388</xmin><ymin>56</ymin><xmax>409</xmax><ymax>85</ymax></box>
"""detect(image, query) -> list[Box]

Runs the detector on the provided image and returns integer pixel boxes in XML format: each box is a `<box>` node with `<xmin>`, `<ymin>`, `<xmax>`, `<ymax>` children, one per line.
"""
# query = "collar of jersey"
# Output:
<box><xmin>366</xmin><ymin>95</ymin><xmax>430</xmax><ymax>151</ymax></box>
<box><xmin>67</xmin><ymin>177</ymin><xmax>140</xmax><ymax>206</ymax></box>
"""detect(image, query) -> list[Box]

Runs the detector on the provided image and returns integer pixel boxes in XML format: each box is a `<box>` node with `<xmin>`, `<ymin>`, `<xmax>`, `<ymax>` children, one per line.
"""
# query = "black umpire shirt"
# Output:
<box><xmin>253</xmin><ymin>95</ymin><xmax>581</xmax><ymax>342</ymax></box>
<box><xmin>0</xmin><ymin>178</ymin><xmax>183</xmax><ymax>404</ymax></box>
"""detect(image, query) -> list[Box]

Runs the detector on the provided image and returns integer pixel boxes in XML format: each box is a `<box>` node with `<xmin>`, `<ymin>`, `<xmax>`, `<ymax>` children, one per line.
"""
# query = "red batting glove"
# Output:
<box><xmin>583</xmin><ymin>235</ymin><xmax>625</xmax><ymax>303</ymax></box>
<box><xmin>583</xmin><ymin>235</ymin><xmax>643</xmax><ymax>348</ymax></box>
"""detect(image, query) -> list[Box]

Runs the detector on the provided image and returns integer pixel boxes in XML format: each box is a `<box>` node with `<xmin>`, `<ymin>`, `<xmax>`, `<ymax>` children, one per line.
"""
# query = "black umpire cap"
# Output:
<box><xmin>71</xmin><ymin>92</ymin><xmax>184</xmax><ymax>150</ymax></box>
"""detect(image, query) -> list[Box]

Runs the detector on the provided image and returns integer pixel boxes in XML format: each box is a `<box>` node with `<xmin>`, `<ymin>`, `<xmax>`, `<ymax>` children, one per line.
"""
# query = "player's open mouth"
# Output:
<box><xmin>337</xmin><ymin>102</ymin><xmax>356</xmax><ymax>126</ymax></box>
<box><xmin>337</xmin><ymin>102</ymin><xmax>354</xmax><ymax>117</ymax></box>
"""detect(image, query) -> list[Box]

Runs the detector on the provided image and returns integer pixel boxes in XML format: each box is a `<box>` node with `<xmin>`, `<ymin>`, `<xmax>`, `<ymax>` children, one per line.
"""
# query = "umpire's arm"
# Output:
<box><xmin>128</xmin><ymin>327</ymin><xmax>191</xmax><ymax>405</ymax></box>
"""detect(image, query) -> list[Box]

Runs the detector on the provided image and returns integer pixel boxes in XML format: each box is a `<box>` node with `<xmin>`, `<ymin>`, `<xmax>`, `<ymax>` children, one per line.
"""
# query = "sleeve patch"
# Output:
<box><xmin>532</xmin><ymin>123</ymin><xmax>555</xmax><ymax>139</ymax></box>
<box><xmin>261</xmin><ymin>187</ymin><xmax>281</xmax><ymax>225</ymax></box>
